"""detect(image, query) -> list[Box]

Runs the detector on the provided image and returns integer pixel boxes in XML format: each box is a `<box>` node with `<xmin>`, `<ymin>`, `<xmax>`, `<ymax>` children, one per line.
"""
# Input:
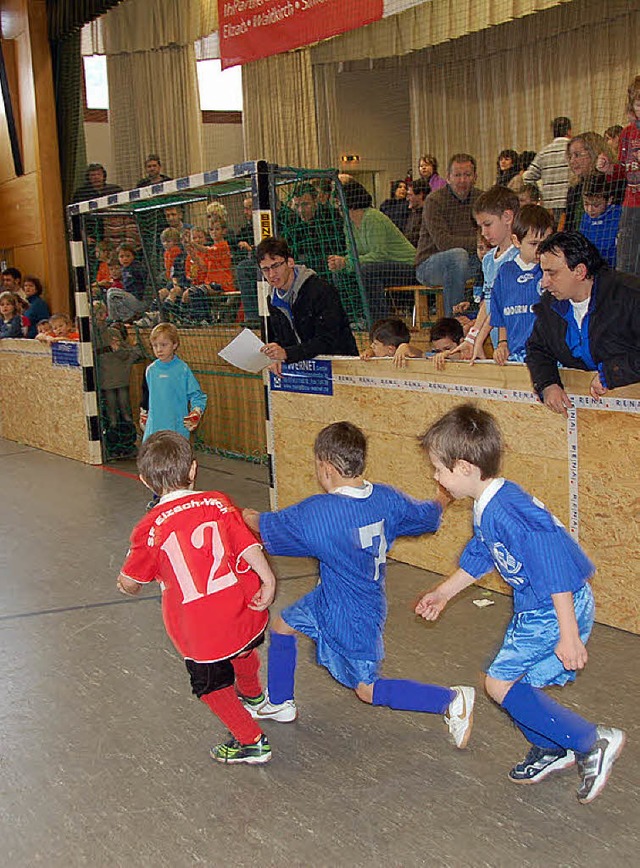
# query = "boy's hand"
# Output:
<box><xmin>555</xmin><ymin>634</ymin><xmax>588</xmax><ymax>671</ymax></box>
<box><xmin>415</xmin><ymin>587</ymin><xmax>448</xmax><ymax>621</ymax></box>
<box><xmin>183</xmin><ymin>408</ymin><xmax>202</xmax><ymax>431</ymax></box>
<box><xmin>242</xmin><ymin>508</ymin><xmax>261</xmax><ymax>536</ymax></box>
<box><xmin>116</xmin><ymin>573</ymin><xmax>142</xmax><ymax>596</ymax></box>
<box><xmin>139</xmin><ymin>409</ymin><xmax>148</xmax><ymax>430</ymax></box>
<box><xmin>360</xmin><ymin>347</ymin><xmax>374</xmax><ymax>360</ymax></box>
<box><xmin>493</xmin><ymin>343</ymin><xmax>509</xmax><ymax>366</ymax></box>
<box><xmin>248</xmin><ymin>576</ymin><xmax>276</xmax><ymax>611</ymax></box>
<box><xmin>434</xmin><ymin>484</ymin><xmax>454</xmax><ymax>511</ymax></box>
<box><xmin>393</xmin><ymin>343</ymin><xmax>412</xmax><ymax>368</ymax></box>
<box><xmin>595</xmin><ymin>153</ymin><xmax>612</xmax><ymax>174</ymax></box>
<box><xmin>452</xmin><ymin>301</ymin><xmax>470</xmax><ymax>314</ymax></box>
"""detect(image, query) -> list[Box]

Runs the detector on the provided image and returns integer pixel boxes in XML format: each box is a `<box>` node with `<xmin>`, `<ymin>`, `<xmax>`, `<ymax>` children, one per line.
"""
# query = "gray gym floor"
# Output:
<box><xmin>0</xmin><ymin>438</ymin><xmax>637</xmax><ymax>868</ymax></box>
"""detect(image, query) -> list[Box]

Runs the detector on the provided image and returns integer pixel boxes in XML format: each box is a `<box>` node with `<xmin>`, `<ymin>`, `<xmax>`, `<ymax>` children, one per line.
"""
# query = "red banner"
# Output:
<box><xmin>218</xmin><ymin>0</ymin><xmax>384</xmax><ymax>68</ymax></box>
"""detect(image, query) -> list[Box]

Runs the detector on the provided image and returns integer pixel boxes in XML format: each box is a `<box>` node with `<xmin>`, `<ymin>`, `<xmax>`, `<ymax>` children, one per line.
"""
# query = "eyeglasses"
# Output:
<box><xmin>260</xmin><ymin>260</ymin><xmax>287</xmax><ymax>276</ymax></box>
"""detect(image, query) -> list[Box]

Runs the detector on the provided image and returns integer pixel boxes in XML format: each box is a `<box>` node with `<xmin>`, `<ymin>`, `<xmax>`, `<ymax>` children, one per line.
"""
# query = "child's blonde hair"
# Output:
<box><xmin>206</xmin><ymin>200</ymin><xmax>228</xmax><ymax>222</ymax></box>
<box><xmin>150</xmin><ymin>322</ymin><xmax>179</xmax><ymax>347</ymax></box>
<box><xmin>160</xmin><ymin>228</ymin><xmax>181</xmax><ymax>244</ymax></box>
<box><xmin>50</xmin><ymin>312</ymin><xmax>73</xmax><ymax>327</ymax></box>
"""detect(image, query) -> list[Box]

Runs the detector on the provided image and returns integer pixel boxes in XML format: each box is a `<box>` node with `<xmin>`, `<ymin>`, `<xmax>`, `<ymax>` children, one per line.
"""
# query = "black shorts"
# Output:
<box><xmin>185</xmin><ymin>633</ymin><xmax>265</xmax><ymax>698</ymax></box>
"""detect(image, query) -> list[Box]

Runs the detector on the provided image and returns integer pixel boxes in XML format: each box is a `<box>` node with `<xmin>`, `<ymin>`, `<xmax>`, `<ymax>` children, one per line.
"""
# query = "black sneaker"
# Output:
<box><xmin>576</xmin><ymin>726</ymin><xmax>626</xmax><ymax>804</ymax></box>
<box><xmin>508</xmin><ymin>745</ymin><xmax>576</xmax><ymax>784</ymax></box>
<box><xmin>210</xmin><ymin>734</ymin><xmax>272</xmax><ymax>765</ymax></box>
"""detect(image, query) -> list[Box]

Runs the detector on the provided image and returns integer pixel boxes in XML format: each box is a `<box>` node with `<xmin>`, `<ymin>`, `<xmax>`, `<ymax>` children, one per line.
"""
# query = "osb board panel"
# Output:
<box><xmin>270</xmin><ymin>358</ymin><xmax>638</xmax><ymax>633</ymax></box>
<box><xmin>577</xmin><ymin>410</ymin><xmax>640</xmax><ymax>634</ymax></box>
<box><xmin>0</xmin><ymin>340</ymin><xmax>91</xmax><ymax>463</ymax></box>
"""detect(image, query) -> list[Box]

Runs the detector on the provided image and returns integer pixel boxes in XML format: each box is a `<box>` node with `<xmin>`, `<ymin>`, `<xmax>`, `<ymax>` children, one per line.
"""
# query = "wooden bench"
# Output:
<box><xmin>386</xmin><ymin>285</ymin><xmax>445</xmax><ymax>329</ymax></box>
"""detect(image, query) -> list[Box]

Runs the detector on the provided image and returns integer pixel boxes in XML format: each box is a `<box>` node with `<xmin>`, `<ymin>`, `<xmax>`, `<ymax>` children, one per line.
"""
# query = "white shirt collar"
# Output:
<box><xmin>515</xmin><ymin>254</ymin><xmax>537</xmax><ymax>271</ymax></box>
<box><xmin>158</xmin><ymin>488</ymin><xmax>198</xmax><ymax>504</ymax></box>
<box><xmin>329</xmin><ymin>480</ymin><xmax>373</xmax><ymax>499</ymax></box>
<box><xmin>473</xmin><ymin>478</ymin><xmax>505</xmax><ymax>524</ymax></box>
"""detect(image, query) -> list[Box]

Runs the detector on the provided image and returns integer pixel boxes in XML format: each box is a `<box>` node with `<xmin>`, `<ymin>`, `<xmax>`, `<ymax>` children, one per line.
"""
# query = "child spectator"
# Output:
<box><xmin>139</xmin><ymin>322</ymin><xmax>207</xmax><ymax>443</ymax></box>
<box><xmin>36</xmin><ymin>312</ymin><xmax>79</xmax><ymax>343</ymax></box>
<box><xmin>36</xmin><ymin>319</ymin><xmax>52</xmax><ymax>336</ymax></box>
<box><xmin>160</xmin><ymin>227</ymin><xmax>187</xmax><ymax>288</ymax></box>
<box><xmin>597</xmin><ymin>78</ymin><xmax>640</xmax><ymax>272</ymax></box>
<box><xmin>416</xmin><ymin>404</ymin><xmax>625</xmax><ymax>804</ymax></box>
<box><xmin>361</xmin><ymin>317</ymin><xmax>422</xmax><ymax>366</ymax></box>
<box><xmin>242</xmin><ymin>421</ymin><xmax>475</xmax><ymax>749</ymax></box>
<box><xmin>93</xmin><ymin>302</ymin><xmax>143</xmax><ymax>448</ymax></box>
<box><xmin>491</xmin><ymin>205</ymin><xmax>555</xmax><ymax>365</ymax></box>
<box><xmin>518</xmin><ymin>184</ymin><xmax>542</xmax><ymax>207</ymax></box>
<box><xmin>429</xmin><ymin>317</ymin><xmax>465</xmax><ymax>371</ymax></box>
<box><xmin>603</xmin><ymin>125</ymin><xmax>622</xmax><ymax>158</ymax></box>
<box><xmin>579</xmin><ymin>173</ymin><xmax>622</xmax><ymax>268</ymax></box>
<box><xmin>116</xmin><ymin>430</ymin><xmax>276</xmax><ymax>766</ymax></box>
<box><xmin>22</xmin><ymin>276</ymin><xmax>50</xmax><ymax>338</ymax></box>
<box><xmin>207</xmin><ymin>218</ymin><xmax>237</xmax><ymax>295</ymax></box>
<box><xmin>107</xmin><ymin>244</ymin><xmax>147</xmax><ymax>323</ymax></box>
<box><xmin>94</xmin><ymin>241</ymin><xmax>115</xmax><ymax>290</ymax></box>
<box><xmin>453</xmin><ymin>187</ymin><xmax>520</xmax><ymax>362</ymax></box>
<box><xmin>0</xmin><ymin>291</ymin><xmax>23</xmax><ymax>338</ymax></box>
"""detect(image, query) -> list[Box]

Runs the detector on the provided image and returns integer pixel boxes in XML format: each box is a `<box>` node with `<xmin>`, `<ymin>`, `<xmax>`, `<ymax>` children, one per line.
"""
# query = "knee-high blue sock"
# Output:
<box><xmin>372</xmin><ymin>679</ymin><xmax>455</xmax><ymax>713</ymax></box>
<box><xmin>515</xmin><ymin>722</ymin><xmax>561</xmax><ymax>750</ymax></box>
<box><xmin>267</xmin><ymin>632</ymin><xmax>297</xmax><ymax>704</ymax></box>
<box><xmin>502</xmin><ymin>681</ymin><xmax>597</xmax><ymax>753</ymax></box>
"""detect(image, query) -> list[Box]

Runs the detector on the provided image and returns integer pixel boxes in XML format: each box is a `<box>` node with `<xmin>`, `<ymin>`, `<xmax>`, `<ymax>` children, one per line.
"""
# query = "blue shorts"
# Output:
<box><xmin>281</xmin><ymin>595</ymin><xmax>380</xmax><ymax>689</ymax></box>
<box><xmin>486</xmin><ymin>584</ymin><xmax>595</xmax><ymax>687</ymax></box>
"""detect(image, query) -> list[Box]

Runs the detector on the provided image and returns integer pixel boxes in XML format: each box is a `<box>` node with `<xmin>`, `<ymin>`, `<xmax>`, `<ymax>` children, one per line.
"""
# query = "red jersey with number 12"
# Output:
<box><xmin>121</xmin><ymin>491</ymin><xmax>267</xmax><ymax>662</ymax></box>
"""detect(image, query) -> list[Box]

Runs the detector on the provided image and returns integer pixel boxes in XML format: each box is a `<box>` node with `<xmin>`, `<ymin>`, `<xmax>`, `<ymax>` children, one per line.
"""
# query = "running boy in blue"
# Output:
<box><xmin>415</xmin><ymin>404</ymin><xmax>625</xmax><ymax>804</ymax></box>
<box><xmin>242</xmin><ymin>422</ymin><xmax>475</xmax><ymax>749</ymax></box>
<box><xmin>491</xmin><ymin>205</ymin><xmax>555</xmax><ymax>365</ymax></box>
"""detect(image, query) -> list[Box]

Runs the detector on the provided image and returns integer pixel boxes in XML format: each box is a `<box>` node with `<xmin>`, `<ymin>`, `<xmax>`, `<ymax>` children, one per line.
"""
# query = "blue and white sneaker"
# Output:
<box><xmin>509</xmin><ymin>745</ymin><xmax>576</xmax><ymax>783</ymax></box>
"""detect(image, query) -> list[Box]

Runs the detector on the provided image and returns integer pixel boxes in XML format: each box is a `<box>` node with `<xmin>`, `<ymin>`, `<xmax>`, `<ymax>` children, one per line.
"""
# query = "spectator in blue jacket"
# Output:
<box><xmin>579</xmin><ymin>174</ymin><xmax>622</xmax><ymax>268</ymax></box>
<box><xmin>22</xmin><ymin>276</ymin><xmax>50</xmax><ymax>338</ymax></box>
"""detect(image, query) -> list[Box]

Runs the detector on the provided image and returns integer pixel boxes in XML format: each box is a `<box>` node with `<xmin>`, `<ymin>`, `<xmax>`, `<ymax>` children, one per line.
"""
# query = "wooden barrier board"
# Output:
<box><xmin>268</xmin><ymin>357</ymin><xmax>640</xmax><ymax>634</ymax></box>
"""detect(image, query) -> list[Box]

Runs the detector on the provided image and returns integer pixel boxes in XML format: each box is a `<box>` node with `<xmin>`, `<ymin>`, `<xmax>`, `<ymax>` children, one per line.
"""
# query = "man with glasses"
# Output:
<box><xmin>257</xmin><ymin>237</ymin><xmax>358</xmax><ymax>374</ymax></box>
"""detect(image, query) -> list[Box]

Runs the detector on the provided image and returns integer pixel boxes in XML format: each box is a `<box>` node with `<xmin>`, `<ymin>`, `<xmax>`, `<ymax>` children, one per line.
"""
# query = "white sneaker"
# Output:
<box><xmin>445</xmin><ymin>685</ymin><xmax>475</xmax><ymax>748</ymax></box>
<box><xmin>250</xmin><ymin>695</ymin><xmax>298</xmax><ymax>723</ymax></box>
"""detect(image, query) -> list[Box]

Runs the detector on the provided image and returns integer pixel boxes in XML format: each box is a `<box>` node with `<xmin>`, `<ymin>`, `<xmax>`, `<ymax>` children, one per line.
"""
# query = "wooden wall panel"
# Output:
<box><xmin>0</xmin><ymin>339</ymin><xmax>93</xmax><ymax>462</ymax></box>
<box><xmin>269</xmin><ymin>358</ymin><xmax>640</xmax><ymax>634</ymax></box>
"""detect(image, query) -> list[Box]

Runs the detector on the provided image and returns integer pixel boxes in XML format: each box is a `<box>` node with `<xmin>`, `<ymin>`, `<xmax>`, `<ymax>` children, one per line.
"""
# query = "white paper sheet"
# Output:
<box><xmin>218</xmin><ymin>328</ymin><xmax>271</xmax><ymax>373</ymax></box>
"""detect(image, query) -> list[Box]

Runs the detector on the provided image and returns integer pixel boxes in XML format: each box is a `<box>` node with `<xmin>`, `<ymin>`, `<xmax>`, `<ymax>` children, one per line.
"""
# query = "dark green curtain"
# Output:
<box><xmin>50</xmin><ymin>31</ymin><xmax>87</xmax><ymax>206</ymax></box>
<box><xmin>47</xmin><ymin>0</ymin><xmax>125</xmax><ymax>41</ymax></box>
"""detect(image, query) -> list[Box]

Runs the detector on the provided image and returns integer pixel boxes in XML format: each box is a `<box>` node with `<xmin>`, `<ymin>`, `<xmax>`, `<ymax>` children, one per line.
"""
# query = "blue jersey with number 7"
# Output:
<box><xmin>260</xmin><ymin>483</ymin><xmax>442</xmax><ymax>660</ymax></box>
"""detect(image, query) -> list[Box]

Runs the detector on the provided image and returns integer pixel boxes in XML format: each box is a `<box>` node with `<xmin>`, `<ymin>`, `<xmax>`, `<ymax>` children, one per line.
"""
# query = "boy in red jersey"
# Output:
<box><xmin>116</xmin><ymin>430</ymin><xmax>276</xmax><ymax>765</ymax></box>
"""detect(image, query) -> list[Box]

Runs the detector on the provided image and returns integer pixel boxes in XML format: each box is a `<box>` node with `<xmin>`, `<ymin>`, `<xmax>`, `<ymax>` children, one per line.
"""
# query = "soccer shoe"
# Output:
<box><xmin>210</xmin><ymin>734</ymin><xmax>272</xmax><ymax>765</ymax></box>
<box><xmin>239</xmin><ymin>692</ymin><xmax>266</xmax><ymax>710</ymax></box>
<box><xmin>508</xmin><ymin>746</ymin><xmax>576</xmax><ymax>784</ymax></box>
<box><xmin>444</xmin><ymin>685</ymin><xmax>475</xmax><ymax>748</ymax></box>
<box><xmin>251</xmin><ymin>696</ymin><xmax>298</xmax><ymax>723</ymax></box>
<box><xmin>576</xmin><ymin>726</ymin><xmax>626</xmax><ymax>804</ymax></box>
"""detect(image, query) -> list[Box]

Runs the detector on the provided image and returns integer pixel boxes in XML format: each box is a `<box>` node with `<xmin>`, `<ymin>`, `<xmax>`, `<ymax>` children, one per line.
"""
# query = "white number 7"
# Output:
<box><xmin>358</xmin><ymin>520</ymin><xmax>387</xmax><ymax>582</ymax></box>
<box><xmin>161</xmin><ymin>521</ymin><xmax>238</xmax><ymax>604</ymax></box>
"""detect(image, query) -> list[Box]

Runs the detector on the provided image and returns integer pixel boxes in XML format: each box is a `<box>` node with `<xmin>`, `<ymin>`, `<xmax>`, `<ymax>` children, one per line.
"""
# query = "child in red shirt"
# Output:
<box><xmin>116</xmin><ymin>431</ymin><xmax>276</xmax><ymax>766</ymax></box>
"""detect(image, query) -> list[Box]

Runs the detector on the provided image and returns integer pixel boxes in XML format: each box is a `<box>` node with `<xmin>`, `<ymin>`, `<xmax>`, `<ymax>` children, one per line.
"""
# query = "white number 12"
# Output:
<box><xmin>160</xmin><ymin>521</ymin><xmax>237</xmax><ymax>604</ymax></box>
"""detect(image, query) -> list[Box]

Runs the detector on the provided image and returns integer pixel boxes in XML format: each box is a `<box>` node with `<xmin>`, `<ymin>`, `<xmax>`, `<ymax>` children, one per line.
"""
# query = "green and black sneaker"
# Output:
<box><xmin>211</xmin><ymin>734</ymin><xmax>272</xmax><ymax>765</ymax></box>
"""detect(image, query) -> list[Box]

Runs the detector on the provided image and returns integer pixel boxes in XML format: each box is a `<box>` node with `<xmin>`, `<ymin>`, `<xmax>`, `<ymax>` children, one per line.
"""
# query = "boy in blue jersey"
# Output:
<box><xmin>579</xmin><ymin>173</ymin><xmax>622</xmax><ymax>268</ymax></box>
<box><xmin>242</xmin><ymin>422</ymin><xmax>476</xmax><ymax>749</ymax></box>
<box><xmin>416</xmin><ymin>404</ymin><xmax>625</xmax><ymax>804</ymax></box>
<box><xmin>491</xmin><ymin>205</ymin><xmax>555</xmax><ymax>365</ymax></box>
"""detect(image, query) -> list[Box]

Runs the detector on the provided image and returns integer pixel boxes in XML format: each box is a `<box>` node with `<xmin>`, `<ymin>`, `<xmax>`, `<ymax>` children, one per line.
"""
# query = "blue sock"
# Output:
<box><xmin>515</xmin><ymin>723</ymin><xmax>562</xmax><ymax>751</ymax></box>
<box><xmin>267</xmin><ymin>632</ymin><xmax>297</xmax><ymax>704</ymax></box>
<box><xmin>502</xmin><ymin>681</ymin><xmax>597</xmax><ymax>754</ymax></box>
<box><xmin>372</xmin><ymin>679</ymin><xmax>455</xmax><ymax>713</ymax></box>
